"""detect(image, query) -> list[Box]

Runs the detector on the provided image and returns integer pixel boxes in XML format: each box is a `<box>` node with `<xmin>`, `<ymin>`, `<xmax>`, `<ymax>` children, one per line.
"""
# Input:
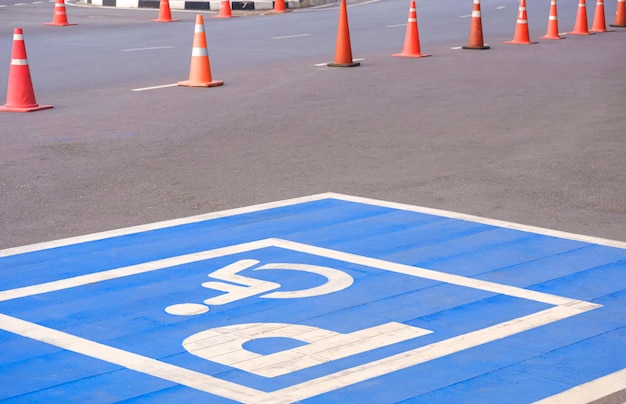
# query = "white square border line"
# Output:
<box><xmin>0</xmin><ymin>238</ymin><xmax>602</xmax><ymax>403</ymax></box>
<box><xmin>1</xmin><ymin>192</ymin><xmax>624</xmax><ymax>402</ymax></box>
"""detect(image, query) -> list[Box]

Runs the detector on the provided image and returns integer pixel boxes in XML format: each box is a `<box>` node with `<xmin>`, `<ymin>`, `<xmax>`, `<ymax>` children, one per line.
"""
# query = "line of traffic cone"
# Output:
<box><xmin>327</xmin><ymin>0</ymin><xmax>359</xmax><ymax>67</ymax></box>
<box><xmin>568</xmin><ymin>0</ymin><xmax>594</xmax><ymax>34</ymax></box>
<box><xmin>44</xmin><ymin>0</ymin><xmax>76</xmax><ymax>26</ymax></box>
<box><xmin>591</xmin><ymin>0</ymin><xmax>613</xmax><ymax>31</ymax></box>
<box><xmin>393</xmin><ymin>0</ymin><xmax>430</xmax><ymax>57</ymax></box>
<box><xmin>462</xmin><ymin>0</ymin><xmax>489</xmax><ymax>49</ymax></box>
<box><xmin>212</xmin><ymin>0</ymin><xmax>238</xmax><ymax>18</ymax></box>
<box><xmin>610</xmin><ymin>0</ymin><xmax>626</xmax><ymax>26</ymax></box>
<box><xmin>1</xmin><ymin>28</ymin><xmax>53</xmax><ymax>113</ymax></box>
<box><xmin>506</xmin><ymin>0</ymin><xmax>537</xmax><ymax>44</ymax></box>
<box><xmin>151</xmin><ymin>0</ymin><xmax>178</xmax><ymax>22</ymax></box>
<box><xmin>178</xmin><ymin>15</ymin><xmax>223</xmax><ymax>87</ymax></box>
<box><xmin>541</xmin><ymin>0</ymin><xmax>564</xmax><ymax>39</ymax></box>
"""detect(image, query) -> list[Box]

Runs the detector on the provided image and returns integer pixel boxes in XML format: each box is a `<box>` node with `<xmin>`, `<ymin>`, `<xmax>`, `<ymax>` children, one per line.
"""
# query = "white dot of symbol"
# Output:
<box><xmin>165</xmin><ymin>303</ymin><xmax>209</xmax><ymax>316</ymax></box>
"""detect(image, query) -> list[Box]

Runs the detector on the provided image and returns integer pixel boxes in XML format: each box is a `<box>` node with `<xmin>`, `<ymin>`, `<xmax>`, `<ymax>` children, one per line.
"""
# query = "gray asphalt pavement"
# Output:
<box><xmin>0</xmin><ymin>0</ymin><xmax>624</xmax><ymax>251</ymax></box>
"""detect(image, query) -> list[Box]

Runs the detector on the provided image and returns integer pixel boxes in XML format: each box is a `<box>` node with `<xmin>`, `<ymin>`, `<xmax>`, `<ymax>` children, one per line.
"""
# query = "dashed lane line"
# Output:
<box><xmin>132</xmin><ymin>83</ymin><xmax>178</xmax><ymax>92</ymax></box>
<box><xmin>122</xmin><ymin>46</ymin><xmax>175</xmax><ymax>52</ymax></box>
<box><xmin>272</xmin><ymin>34</ymin><xmax>312</xmax><ymax>39</ymax></box>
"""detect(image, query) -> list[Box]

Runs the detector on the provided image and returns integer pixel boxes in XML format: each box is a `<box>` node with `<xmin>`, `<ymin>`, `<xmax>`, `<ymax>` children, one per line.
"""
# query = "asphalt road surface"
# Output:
<box><xmin>0</xmin><ymin>1</ymin><xmax>624</xmax><ymax>399</ymax></box>
<box><xmin>1</xmin><ymin>0</ymin><xmax>625</xmax><ymax>248</ymax></box>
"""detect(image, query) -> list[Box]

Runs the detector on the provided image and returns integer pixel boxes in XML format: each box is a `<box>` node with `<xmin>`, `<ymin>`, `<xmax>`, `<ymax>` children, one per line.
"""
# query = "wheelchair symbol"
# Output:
<box><xmin>165</xmin><ymin>259</ymin><xmax>354</xmax><ymax>316</ymax></box>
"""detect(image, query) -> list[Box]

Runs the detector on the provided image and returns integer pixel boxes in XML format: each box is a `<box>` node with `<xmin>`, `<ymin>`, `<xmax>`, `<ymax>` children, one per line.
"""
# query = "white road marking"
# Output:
<box><xmin>459</xmin><ymin>14</ymin><xmax>472</xmax><ymax>18</ymax></box>
<box><xmin>14</xmin><ymin>3</ymin><xmax>27</xmax><ymax>5</ymax></box>
<box><xmin>450</xmin><ymin>46</ymin><xmax>463</xmax><ymax>50</ymax></box>
<box><xmin>330</xmin><ymin>194</ymin><xmax>626</xmax><ymax>249</ymax></box>
<box><xmin>533</xmin><ymin>368</ymin><xmax>626</xmax><ymax>403</ymax></box>
<box><xmin>496</xmin><ymin>5</ymin><xmax>506</xmax><ymax>9</ymax></box>
<box><xmin>386</xmin><ymin>23</ymin><xmax>406</xmax><ymax>28</ymax></box>
<box><xmin>132</xmin><ymin>83</ymin><xmax>178</xmax><ymax>92</ymax></box>
<box><xmin>121</xmin><ymin>46</ymin><xmax>174</xmax><ymax>52</ymax></box>
<box><xmin>272</xmin><ymin>34</ymin><xmax>311</xmax><ymax>39</ymax></box>
<box><xmin>347</xmin><ymin>0</ymin><xmax>379</xmax><ymax>7</ymax></box>
<box><xmin>2</xmin><ymin>193</ymin><xmax>624</xmax><ymax>258</ymax></box>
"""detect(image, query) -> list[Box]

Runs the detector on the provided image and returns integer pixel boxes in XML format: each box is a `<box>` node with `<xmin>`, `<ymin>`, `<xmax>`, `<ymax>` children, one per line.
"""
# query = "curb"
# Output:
<box><xmin>83</xmin><ymin>0</ymin><xmax>337</xmax><ymax>11</ymax></box>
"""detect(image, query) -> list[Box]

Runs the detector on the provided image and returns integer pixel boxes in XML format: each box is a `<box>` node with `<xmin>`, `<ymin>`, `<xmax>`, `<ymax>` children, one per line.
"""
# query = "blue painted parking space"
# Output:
<box><xmin>1</xmin><ymin>193</ymin><xmax>624</xmax><ymax>403</ymax></box>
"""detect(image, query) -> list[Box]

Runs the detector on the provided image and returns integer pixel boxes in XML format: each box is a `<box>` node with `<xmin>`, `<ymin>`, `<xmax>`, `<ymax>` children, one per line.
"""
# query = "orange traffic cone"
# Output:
<box><xmin>393</xmin><ymin>0</ymin><xmax>430</xmax><ymax>57</ymax></box>
<box><xmin>568</xmin><ymin>0</ymin><xmax>595</xmax><ymax>34</ymax></box>
<box><xmin>1</xmin><ymin>28</ymin><xmax>53</xmax><ymax>113</ymax></box>
<box><xmin>44</xmin><ymin>0</ymin><xmax>76</xmax><ymax>26</ymax></box>
<box><xmin>327</xmin><ymin>0</ymin><xmax>359</xmax><ymax>67</ymax></box>
<box><xmin>273</xmin><ymin>0</ymin><xmax>287</xmax><ymax>13</ymax></box>
<box><xmin>462</xmin><ymin>0</ymin><xmax>489</xmax><ymax>49</ymax></box>
<box><xmin>151</xmin><ymin>0</ymin><xmax>178</xmax><ymax>22</ymax></box>
<box><xmin>506</xmin><ymin>0</ymin><xmax>538</xmax><ymax>44</ymax></box>
<box><xmin>591</xmin><ymin>0</ymin><xmax>613</xmax><ymax>31</ymax></box>
<box><xmin>178</xmin><ymin>15</ymin><xmax>223</xmax><ymax>88</ymax></box>
<box><xmin>610</xmin><ymin>0</ymin><xmax>626</xmax><ymax>26</ymax></box>
<box><xmin>212</xmin><ymin>0</ymin><xmax>238</xmax><ymax>18</ymax></box>
<box><xmin>541</xmin><ymin>0</ymin><xmax>564</xmax><ymax>39</ymax></box>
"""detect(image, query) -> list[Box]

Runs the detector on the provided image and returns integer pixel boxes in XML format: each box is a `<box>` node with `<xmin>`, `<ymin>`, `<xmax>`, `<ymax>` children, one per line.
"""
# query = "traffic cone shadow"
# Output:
<box><xmin>506</xmin><ymin>0</ymin><xmax>538</xmax><ymax>44</ymax></box>
<box><xmin>568</xmin><ymin>0</ymin><xmax>595</xmax><ymax>34</ymax></box>
<box><xmin>393</xmin><ymin>0</ymin><xmax>430</xmax><ymax>57</ymax></box>
<box><xmin>610</xmin><ymin>0</ymin><xmax>626</xmax><ymax>27</ymax></box>
<box><xmin>327</xmin><ymin>0</ymin><xmax>359</xmax><ymax>67</ymax></box>
<box><xmin>213</xmin><ymin>0</ymin><xmax>238</xmax><ymax>18</ymax></box>
<box><xmin>462</xmin><ymin>0</ymin><xmax>489</xmax><ymax>49</ymax></box>
<box><xmin>541</xmin><ymin>0</ymin><xmax>564</xmax><ymax>39</ymax></box>
<box><xmin>151</xmin><ymin>0</ymin><xmax>179</xmax><ymax>22</ymax></box>
<box><xmin>44</xmin><ymin>0</ymin><xmax>76</xmax><ymax>26</ymax></box>
<box><xmin>1</xmin><ymin>28</ymin><xmax>53</xmax><ymax>112</ymax></box>
<box><xmin>178</xmin><ymin>15</ymin><xmax>224</xmax><ymax>87</ymax></box>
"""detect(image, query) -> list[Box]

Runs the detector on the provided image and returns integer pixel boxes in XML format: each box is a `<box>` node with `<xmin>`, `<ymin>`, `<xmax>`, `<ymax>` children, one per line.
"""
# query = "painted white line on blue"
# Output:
<box><xmin>534</xmin><ymin>368</ymin><xmax>626</xmax><ymax>404</ymax></box>
<box><xmin>2</xmin><ymin>193</ymin><xmax>624</xmax><ymax>258</ymax></box>
<box><xmin>132</xmin><ymin>83</ymin><xmax>178</xmax><ymax>92</ymax></box>
<box><xmin>122</xmin><ymin>46</ymin><xmax>174</xmax><ymax>52</ymax></box>
<box><xmin>0</xmin><ymin>237</ymin><xmax>602</xmax><ymax>403</ymax></box>
<box><xmin>0</xmin><ymin>313</ymin><xmax>265</xmax><ymax>402</ymax></box>
<box><xmin>496</xmin><ymin>5</ymin><xmax>506</xmax><ymax>9</ymax></box>
<box><xmin>386</xmin><ymin>23</ymin><xmax>406</xmax><ymax>28</ymax></box>
<box><xmin>272</xmin><ymin>34</ymin><xmax>311</xmax><ymax>39</ymax></box>
<box><xmin>0</xmin><ymin>195</ymin><xmax>328</xmax><ymax>257</ymax></box>
<box><xmin>0</xmin><ymin>238</ymin><xmax>599</xmax><ymax>309</ymax></box>
<box><xmin>0</xmin><ymin>240</ymin><xmax>275</xmax><ymax>302</ymax></box>
<box><xmin>459</xmin><ymin>14</ymin><xmax>471</xmax><ymax>18</ymax></box>
<box><xmin>269</xmin><ymin>305</ymin><xmax>597</xmax><ymax>403</ymax></box>
<box><xmin>450</xmin><ymin>46</ymin><xmax>463</xmax><ymax>50</ymax></box>
<box><xmin>330</xmin><ymin>194</ymin><xmax>626</xmax><ymax>249</ymax></box>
